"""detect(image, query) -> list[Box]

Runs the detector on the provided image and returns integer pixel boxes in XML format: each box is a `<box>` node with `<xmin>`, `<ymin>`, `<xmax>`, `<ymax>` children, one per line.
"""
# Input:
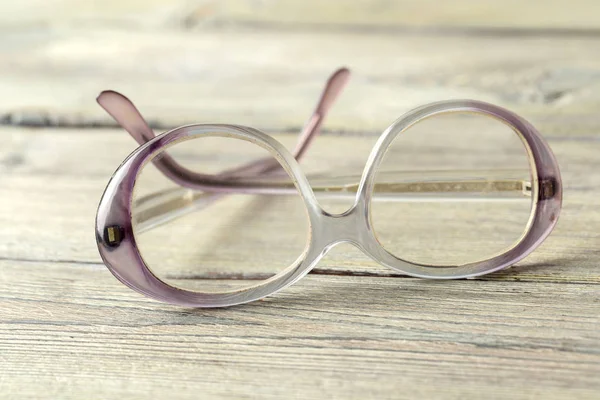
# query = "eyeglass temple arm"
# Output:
<box><xmin>96</xmin><ymin>67</ymin><xmax>351</xmax><ymax>182</ymax></box>
<box><xmin>133</xmin><ymin>171</ymin><xmax>532</xmax><ymax>233</ymax></box>
<box><xmin>221</xmin><ymin>67</ymin><xmax>351</xmax><ymax>178</ymax></box>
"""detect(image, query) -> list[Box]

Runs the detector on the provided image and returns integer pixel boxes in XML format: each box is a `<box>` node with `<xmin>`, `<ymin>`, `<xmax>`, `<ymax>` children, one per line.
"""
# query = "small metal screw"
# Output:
<box><xmin>539</xmin><ymin>179</ymin><xmax>556</xmax><ymax>200</ymax></box>
<box><xmin>104</xmin><ymin>225</ymin><xmax>124</xmax><ymax>247</ymax></box>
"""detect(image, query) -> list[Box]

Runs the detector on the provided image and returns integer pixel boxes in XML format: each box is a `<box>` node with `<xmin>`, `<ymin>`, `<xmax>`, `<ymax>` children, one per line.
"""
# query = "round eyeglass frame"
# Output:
<box><xmin>96</xmin><ymin>100</ymin><xmax>562</xmax><ymax>307</ymax></box>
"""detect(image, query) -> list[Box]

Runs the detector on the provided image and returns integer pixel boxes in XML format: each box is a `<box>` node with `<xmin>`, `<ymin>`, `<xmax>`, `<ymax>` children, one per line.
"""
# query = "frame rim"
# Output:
<box><xmin>96</xmin><ymin>100</ymin><xmax>562</xmax><ymax>307</ymax></box>
<box><xmin>357</xmin><ymin>99</ymin><xmax>562</xmax><ymax>278</ymax></box>
<box><xmin>96</xmin><ymin>124</ymin><xmax>325</xmax><ymax>307</ymax></box>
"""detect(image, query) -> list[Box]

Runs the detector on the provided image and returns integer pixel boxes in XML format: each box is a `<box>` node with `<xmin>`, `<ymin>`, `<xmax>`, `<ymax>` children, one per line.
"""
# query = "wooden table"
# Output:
<box><xmin>1</xmin><ymin>1</ymin><xmax>599</xmax><ymax>398</ymax></box>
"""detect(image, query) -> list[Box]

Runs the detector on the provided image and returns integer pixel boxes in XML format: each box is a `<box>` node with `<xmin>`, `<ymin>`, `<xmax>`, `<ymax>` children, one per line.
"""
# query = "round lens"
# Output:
<box><xmin>132</xmin><ymin>133</ymin><xmax>310</xmax><ymax>292</ymax></box>
<box><xmin>370</xmin><ymin>111</ymin><xmax>534</xmax><ymax>266</ymax></box>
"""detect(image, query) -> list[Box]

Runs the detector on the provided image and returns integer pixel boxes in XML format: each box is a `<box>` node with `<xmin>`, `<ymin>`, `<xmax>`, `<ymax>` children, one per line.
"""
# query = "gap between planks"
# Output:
<box><xmin>1</xmin><ymin>256</ymin><xmax>598</xmax><ymax>286</ymax></box>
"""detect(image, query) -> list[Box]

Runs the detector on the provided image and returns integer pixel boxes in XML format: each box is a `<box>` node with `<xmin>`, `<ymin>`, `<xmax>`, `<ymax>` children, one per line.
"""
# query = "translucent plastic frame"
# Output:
<box><xmin>96</xmin><ymin>68</ymin><xmax>562</xmax><ymax>308</ymax></box>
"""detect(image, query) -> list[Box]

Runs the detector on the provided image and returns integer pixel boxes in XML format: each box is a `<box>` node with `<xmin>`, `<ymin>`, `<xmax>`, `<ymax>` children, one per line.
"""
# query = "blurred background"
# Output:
<box><xmin>1</xmin><ymin>0</ymin><xmax>599</xmax><ymax>133</ymax></box>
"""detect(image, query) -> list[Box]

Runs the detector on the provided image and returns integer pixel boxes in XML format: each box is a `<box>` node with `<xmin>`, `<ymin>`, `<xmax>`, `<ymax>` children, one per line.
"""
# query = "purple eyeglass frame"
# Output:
<box><xmin>95</xmin><ymin>68</ymin><xmax>562</xmax><ymax>308</ymax></box>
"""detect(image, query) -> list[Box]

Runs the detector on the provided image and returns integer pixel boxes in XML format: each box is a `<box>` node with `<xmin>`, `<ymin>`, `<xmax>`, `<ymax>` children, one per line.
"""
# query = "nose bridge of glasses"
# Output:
<box><xmin>312</xmin><ymin>203</ymin><xmax>370</xmax><ymax>251</ymax></box>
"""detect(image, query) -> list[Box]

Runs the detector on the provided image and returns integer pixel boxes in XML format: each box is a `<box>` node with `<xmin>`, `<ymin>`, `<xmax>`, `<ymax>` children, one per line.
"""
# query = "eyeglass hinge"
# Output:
<box><xmin>104</xmin><ymin>225</ymin><xmax>124</xmax><ymax>247</ymax></box>
<box><xmin>539</xmin><ymin>178</ymin><xmax>557</xmax><ymax>201</ymax></box>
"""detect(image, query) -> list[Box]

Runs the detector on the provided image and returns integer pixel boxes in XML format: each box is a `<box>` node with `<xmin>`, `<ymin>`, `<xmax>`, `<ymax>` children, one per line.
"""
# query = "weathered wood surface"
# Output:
<box><xmin>2</xmin><ymin>30</ymin><xmax>600</xmax><ymax>132</ymax></box>
<box><xmin>1</xmin><ymin>2</ymin><xmax>600</xmax><ymax>131</ymax></box>
<box><xmin>1</xmin><ymin>1</ymin><xmax>600</xmax><ymax>399</ymax></box>
<box><xmin>2</xmin><ymin>0</ymin><xmax>600</xmax><ymax>30</ymax></box>
<box><xmin>1</xmin><ymin>262</ymin><xmax>599</xmax><ymax>399</ymax></box>
<box><xmin>1</xmin><ymin>124</ymin><xmax>599</xmax><ymax>398</ymax></box>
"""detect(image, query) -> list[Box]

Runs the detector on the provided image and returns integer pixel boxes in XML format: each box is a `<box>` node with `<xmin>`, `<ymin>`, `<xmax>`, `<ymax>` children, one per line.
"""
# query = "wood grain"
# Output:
<box><xmin>1</xmin><ymin>261</ymin><xmax>599</xmax><ymax>399</ymax></box>
<box><xmin>0</xmin><ymin>29</ymin><xmax>600</xmax><ymax>131</ymax></box>
<box><xmin>1</xmin><ymin>2</ymin><xmax>600</xmax><ymax>399</ymax></box>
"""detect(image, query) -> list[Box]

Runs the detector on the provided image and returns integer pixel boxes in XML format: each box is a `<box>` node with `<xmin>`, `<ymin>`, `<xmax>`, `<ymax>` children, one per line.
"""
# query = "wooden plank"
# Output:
<box><xmin>1</xmin><ymin>29</ymin><xmax>600</xmax><ymax>131</ymax></box>
<box><xmin>1</xmin><ymin>261</ymin><xmax>598</xmax><ymax>399</ymax></box>
<box><xmin>1</xmin><ymin>3</ymin><xmax>598</xmax><ymax>398</ymax></box>
<box><xmin>1</xmin><ymin>126</ymin><xmax>599</xmax><ymax>284</ymax></box>
<box><xmin>2</xmin><ymin>1</ymin><xmax>600</xmax><ymax>31</ymax></box>
<box><xmin>0</xmin><ymin>261</ymin><xmax>600</xmax><ymax>399</ymax></box>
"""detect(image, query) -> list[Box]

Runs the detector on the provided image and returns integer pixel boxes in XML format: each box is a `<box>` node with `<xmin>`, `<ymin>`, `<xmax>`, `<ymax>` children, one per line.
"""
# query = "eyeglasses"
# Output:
<box><xmin>95</xmin><ymin>67</ymin><xmax>562</xmax><ymax>308</ymax></box>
